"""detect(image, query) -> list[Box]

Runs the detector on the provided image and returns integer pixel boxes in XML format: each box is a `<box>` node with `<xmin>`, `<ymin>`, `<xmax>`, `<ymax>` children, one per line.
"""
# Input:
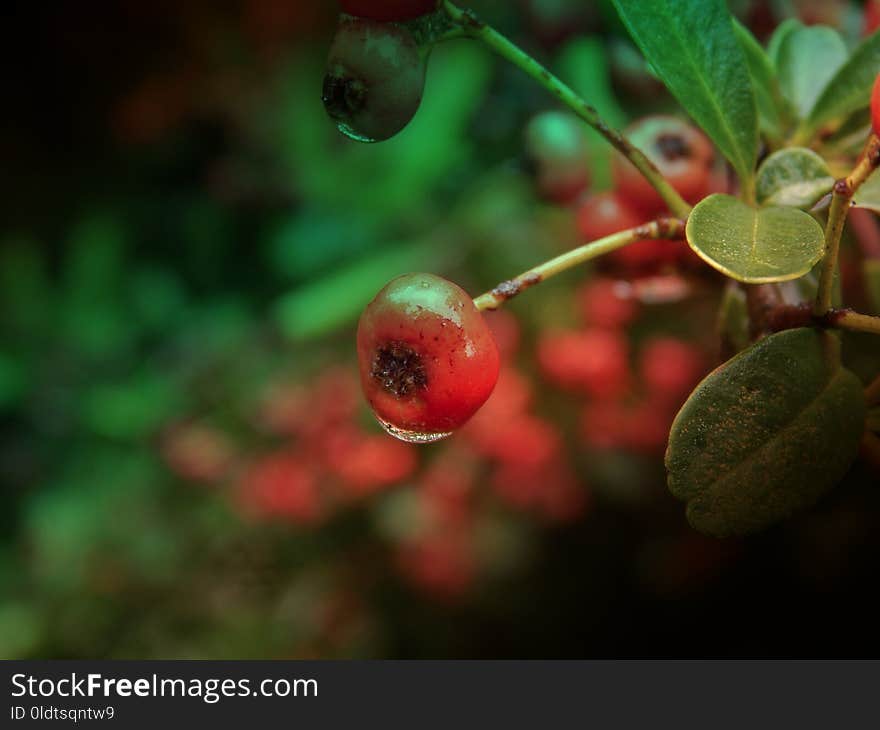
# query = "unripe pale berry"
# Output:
<box><xmin>357</xmin><ymin>273</ymin><xmax>500</xmax><ymax>442</ymax></box>
<box><xmin>524</xmin><ymin>110</ymin><xmax>590</xmax><ymax>203</ymax></box>
<box><xmin>612</xmin><ymin>115</ymin><xmax>714</xmax><ymax>214</ymax></box>
<box><xmin>323</xmin><ymin>18</ymin><xmax>425</xmax><ymax>142</ymax></box>
<box><xmin>339</xmin><ymin>0</ymin><xmax>439</xmax><ymax>22</ymax></box>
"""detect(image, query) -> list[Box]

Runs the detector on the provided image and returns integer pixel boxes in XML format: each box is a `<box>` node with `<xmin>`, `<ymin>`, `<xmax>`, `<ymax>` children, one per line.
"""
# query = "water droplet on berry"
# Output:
<box><xmin>376</xmin><ymin>417</ymin><xmax>452</xmax><ymax>444</ymax></box>
<box><xmin>335</xmin><ymin>122</ymin><xmax>377</xmax><ymax>143</ymax></box>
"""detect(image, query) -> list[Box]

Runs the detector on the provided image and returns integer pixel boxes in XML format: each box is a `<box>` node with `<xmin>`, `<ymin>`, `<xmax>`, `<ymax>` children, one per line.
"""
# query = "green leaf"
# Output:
<box><xmin>755</xmin><ymin>147</ymin><xmax>835</xmax><ymax>208</ymax></box>
<box><xmin>767</xmin><ymin>19</ymin><xmax>801</xmax><ymax>68</ymax></box>
<box><xmin>732</xmin><ymin>20</ymin><xmax>786</xmax><ymax>140</ymax></box>
<box><xmin>274</xmin><ymin>241</ymin><xmax>443</xmax><ymax>341</ymax></box>
<box><xmin>716</xmin><ymin>282</ymin><xmax>750</xmax><ymax>356</ymax></box>
<box><xmin>686</xmin><ymin>193</ymin><xmax>825</xmax><ymax>283</ymax></box>
<box><xmin>852</xmin><ymin>168</ymin><xmax>880</xmax><ymax>212</ymax></box>
<box><xmin>803</xmin><ymin>30</ymin><xmax>880</xmax><ymax>138</ymax></box>
<box><xmin>775</xmin><ymin>24</ymin><xmax>847</xmax><ymax>119</ymax></box>
<box><xmin>611</xmin><ymin>0</ymin><xmax>758</xmax><ymax>186</ymax></box>
<box><xmin>666</xmin><ymin>328</ymin><xmax>866</xmax><ymax>537</ymax></box>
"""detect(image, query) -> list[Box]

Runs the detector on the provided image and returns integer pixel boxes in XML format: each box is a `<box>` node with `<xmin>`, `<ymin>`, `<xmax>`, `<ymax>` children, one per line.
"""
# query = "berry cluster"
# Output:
<box><xmin>534</xmin><ymin>275</ymin><xmax>706</xmax><ymax>457</ymax></box>
<box><xmin>323</xmin><ymin>2</ymin><xmax>440</xmax><ymax>141</ymax></box>
<box><xmin>531</xmin><ymin>113</ymin><xmax>718</xmax><ymax>273</ymax></box>
<box><xmin>158</xmin><ymin>342</ymin><xmax>587</xmax><ymax>602</ymax></box>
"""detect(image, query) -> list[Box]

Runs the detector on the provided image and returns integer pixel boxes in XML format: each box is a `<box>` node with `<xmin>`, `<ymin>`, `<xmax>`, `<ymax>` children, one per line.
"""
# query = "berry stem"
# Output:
<box><xmin>814</xmin><ymin>133</ymin><xmax>880</xmax><ymax>316</ymax></box>
<box><xmin>472</xmin><ymin>217</ymin><xmax>685</xmax><ymax>311</ymax></box>
<box><xmin>441</xmin><ymin>1</ymin><xmax>692</xmax><ymax>220</ymax></box>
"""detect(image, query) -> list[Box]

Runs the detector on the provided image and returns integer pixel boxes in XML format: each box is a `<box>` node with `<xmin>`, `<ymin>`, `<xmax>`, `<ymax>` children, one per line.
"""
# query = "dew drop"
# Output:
<box><xmin>335</xmin><ymin>122</ymin><xmax>377</xmax><ymax>144</ymax></box>
<box><xmin>376</xmin><ymin>417</ymin><xmax>452</xmax><ymax>444</ymax></box>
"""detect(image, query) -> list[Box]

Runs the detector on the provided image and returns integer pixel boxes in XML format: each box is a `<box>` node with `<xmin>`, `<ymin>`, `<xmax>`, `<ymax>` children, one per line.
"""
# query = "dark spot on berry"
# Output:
<box><xmin>656</xmin><ymin>132</ymin><xmax>691</xmax><ymax>162</ymax></box>
<box><xmin>322</xmin><ymin>73</ymin><xmax>367</xmax><ymax>121</ymax></box>
<box><xmin>371</xmin><ymin>341</ymin><xmax>428</xmax><ymax>397</ymax></box>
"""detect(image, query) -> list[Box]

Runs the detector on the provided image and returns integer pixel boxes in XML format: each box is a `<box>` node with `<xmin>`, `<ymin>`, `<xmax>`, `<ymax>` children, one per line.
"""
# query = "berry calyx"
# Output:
<box><xmin>323</xmin><ymin>18</ymin><xmax>426</xmax><ymax>142</ymax></box>
<box><xmin>339</xmin><ymin>0</ymin><xmax>439</xmax><ymax>22</ymax></box>
<box><xmin>612</xmin><ymin>115</ymin><xmax>714</xmax><ymax>215</ymax></box>
<box><xmin>357</xmin><ymin>273</ymin><xmax>501</xmax><ymax>442</ymax></box>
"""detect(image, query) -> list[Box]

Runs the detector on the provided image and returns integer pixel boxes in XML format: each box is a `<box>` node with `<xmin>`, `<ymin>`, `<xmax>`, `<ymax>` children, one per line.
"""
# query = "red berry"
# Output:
<box><xmin>482</xmin><ymin>308</ymin><xmax>521</xmax><ymax>361</ymax></box>
<box><xmin>339</xmin><ymin>0</ymin><xmax>438</xmax><ymax>22</ymax></box>
<box><xmin>872</xmin><ymin>72</ymin><xmax>880</xmax><ymax>135</ymax></box>
<box><xmin>576</xmin><ymin>277</ymin><xmax>639</xmax><ymax>329</ymax></box>
<box><xmin>638</xmin><ymin>337</ymin><xmax>704</xmax><ymax>403</ymax></box>
<box><xmin>477</xmin><ymin>414</ymin><xmax>562</xmax><ymax>469</ymax></box>
<box><xmin>332</xmin><ymin>431</ymin><xmax>418</xmax><ymax>497</ymax></box>
<box><xmin>524</xmin><ymin>111</ymin><xmax>591</xmax><ymax>203</ymax></box>
<box><xmin>612</xmin><ymin>115</ymin><xmax>714</xmax><ymax>215</ymax></box>
<box><xmin>581</xmin><ymin>401</ymin><xmax>632</xmax><ymax>451</ymax></box>
<box><xmin>323</xmin><ymin>18</ymin><xmax>425</xmax><ymax>142</ymax></box>
<box><xmin>462</xmin><ymin>366</ymin><xmax>533</xmax><ymax>451</ymax></box>
<box><xmin>537</xmin><ymin>328</ymin><xmax>630</xmax><ymax>399</ymax></box>
<box><xmin>357</xmin><ymin>273</ymin><xmax>500</xmax><ymax>442</ymax></box>
<box><xmin>575</xmin><ymin>192</ymin><xmax>682</xmax><ymax>273</ymax></box>
<box><xmin>866</xmin><ymin>0</ymin><xmax>880</xmax><ymax>36</ymax></box>
<box><xmin>237</xmin><ymin>453</ymin><xmax>323</xmax><ymax>524</ymax></box>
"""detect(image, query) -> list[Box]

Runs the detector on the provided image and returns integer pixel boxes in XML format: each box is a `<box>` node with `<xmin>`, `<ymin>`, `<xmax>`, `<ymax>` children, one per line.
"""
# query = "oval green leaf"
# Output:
<box><xmin>666</xmin><ymin>328</ymin><xmax>866</xmax><ymax>537</ymax></box>
<box><xmin>852</xmin><ymin>168</ymin><xmax>880</xmax><ymax>213</ymax></box>
<box><xmin>686</xmin><ymin>193</ymin><xmax>825</xmax><ymax>283</ymax></box>
<box><xmin>611</xmin><ymin>0</ymin><xmax>758</xmax><ymax>186</ymax></box>
<box><xmin>803</xmin><ymin>30</ymin><xmax>880</xmax><ymax>138</ymax></box>
<box><xmin>755</xmin><ymin>147</ymin><xmax>834</xmax><ymax>208</ymax></box>
<box><xmin>775</xmin><ymin>25</ymin><xmax>847</xmax><ymax>119</ymax></box>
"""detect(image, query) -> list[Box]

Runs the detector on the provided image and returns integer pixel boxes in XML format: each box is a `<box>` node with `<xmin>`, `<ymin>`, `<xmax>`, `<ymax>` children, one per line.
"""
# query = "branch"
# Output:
<box><xmin>473</xmin><ymin>218</ymin><xmax>685</xmax><ymax>311</ymax></box>
<box><xmin>814</xmin><ymin>133</ymin><xmax>880</xmax><ymax>315</ymax></box>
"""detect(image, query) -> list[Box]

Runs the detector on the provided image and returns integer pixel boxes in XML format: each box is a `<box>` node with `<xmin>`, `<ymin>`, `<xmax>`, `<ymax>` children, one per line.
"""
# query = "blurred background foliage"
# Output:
<box><xmin>1</xmin><ymin>0</ymin><xmax>879</xmax><ymax>658</ymax></box>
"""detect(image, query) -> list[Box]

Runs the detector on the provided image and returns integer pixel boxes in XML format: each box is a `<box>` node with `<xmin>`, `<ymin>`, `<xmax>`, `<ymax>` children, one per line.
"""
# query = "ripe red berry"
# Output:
<box><xmin>323</xmin><ymin>18</ymin><xmax>425</xmax><ymax>142</ymax></box>
<box><xmin>339</xmin><ymin>0</ymin><xmax>438</xmax><ymax>22</ymax></box>
<box><xmin>872</xmin><ymin>71</ymin><xmax>880</xmax><ymax>135</ymax></box>
<box><xmin>357</xmin><ymin>273</ymin><xmax>500</xmax><ymax>442</ymax></box>
<box><xmin>866</xmin><ymin>0</ymin><xmax>880</xmax><ymax>36</ymax></box>
<box><xmin>537</xmin><ymin>328</ymin><xmax>630</xmax><ymax>399</ymax></box>
<box><xmin>524</xmin><ymin>111</ymin><xmax>591</xmax><ymax>203</ymax></box>
<box><xmin>576</xmin><ymin>277</ymin><xmax>639</xmax><ymax>329</ymax></box>
<box><xmin>638</xmin><ymin>337</ymin><xmax>704</xmax><ymax>403</ymax></box>
<box><xmin>575</xmin><ymin>191</ymin><xmax>682</xmax><ymax>273</ymax></box>
<box><xmin>332</xmin><ymin>431</ymin><xmax>418</xmax><ymax>497</ymax></box>
<box><xmin>612</xmin><ymin>115</ymin><xmax>714</xmax><ymax>215</ymax></box>
<box><xmin>237</xmin><ymin>453</ymin><xmax>323</xmax><ymax>524</ymax></box>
